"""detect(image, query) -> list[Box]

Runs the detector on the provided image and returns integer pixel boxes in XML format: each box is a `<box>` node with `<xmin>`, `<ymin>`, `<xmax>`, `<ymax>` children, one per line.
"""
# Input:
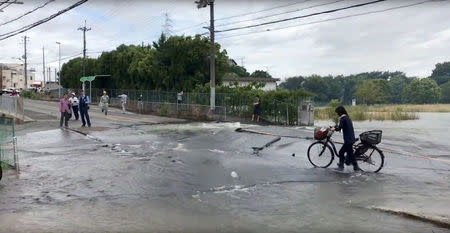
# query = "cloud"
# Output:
<box><xmin>1</xmin><ymin>0</ymin><xmax>449</xmax><ymax>83</ymax></box>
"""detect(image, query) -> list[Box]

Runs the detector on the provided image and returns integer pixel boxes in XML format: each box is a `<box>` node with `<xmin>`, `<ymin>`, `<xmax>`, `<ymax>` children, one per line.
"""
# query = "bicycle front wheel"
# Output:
<box><xmin>356</xmin><ymin>146</ymin><xmax>384</xmax><ymax>173</ymax></box>
<box><xmin>307</xmin><ymin>141</ymin><xmax>334</xmax><ymax>168</ymax></box>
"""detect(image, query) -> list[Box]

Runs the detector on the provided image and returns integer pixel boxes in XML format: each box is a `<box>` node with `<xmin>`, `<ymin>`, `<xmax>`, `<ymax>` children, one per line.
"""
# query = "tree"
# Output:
<box><xmin>228</xmin><ymin>65</ymin><xmax>250</xmax><ymax>77</ymax></box>
<box><xmin>355</xmin><ymin>79</ymin><xmax>391</xmax><ymax>105</ymax></box>
<box><xmin>403</xmin><ymin>78</ymin><xmax>441</xmax><ymax>104</ymax></box>
<box><xmin>431</xmin><ymin>61</ymin><xmax>450</xmax><ymax>85</ymax></box>
<box><xmin>60</xmin><ymin>34</ymin><xmax>232</xmax><ymax>91</ymax></box>
<box><xmin>250</xmin><ymin>70</ymin><xmax>272</xmax><ymax>78</ymax></box>
<box><xmin>389</xmin><ymin>76</ymin><xmax>409</xmax><ymax>103</ymax></box>
<box><xmin>279</xmin><ymin>76</ymin><xmax>306</xmax><ymax>90</ymax></box>
<box><xmin>440</xmin><ymin>81</ymin><xmax>450</xmax><ymax>103</ymax></box>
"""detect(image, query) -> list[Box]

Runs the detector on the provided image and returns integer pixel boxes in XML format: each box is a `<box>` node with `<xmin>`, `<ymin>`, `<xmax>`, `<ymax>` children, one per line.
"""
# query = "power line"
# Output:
<box><xmin>217</xmin><ymin>0</ymin><xmax>442</xmax><ymax>40</ymax></box>
<box><xmin>216</xmin><ymin>0</ymin><xmax>346</xmax><ymax>28</ymax></box>
<box><xmin>0</xmin><ymin>0</ymin><xmax>88</xmax><ymax>41</ymax></box>
<box><xmin>0</xmin><ymin>0</ymin><xmax>21</xmax><ymax>11</ymax></box>
<box><xmin>215</xmin><ymin>0</ymin><xmax>313</xmax><ymax>21</ymax></box>
<box><xmin>0</xmin><ymin>0</ymin><xmax>55</xmax><ymax>27</ymax></box>
<box><xmin>215</xmin><ymin>0</ymin><xmax>386</xmax><ymax>33</ymax></box>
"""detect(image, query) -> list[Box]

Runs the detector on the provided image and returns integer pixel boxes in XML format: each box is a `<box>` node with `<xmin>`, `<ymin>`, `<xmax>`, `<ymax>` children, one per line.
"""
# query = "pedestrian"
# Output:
<box><xmin>99</xmin><ymin>91</ymin><xmax>109</xmax><ymax>116</ymax></box>
<box><xmin>333</xmin><ymin>106</ymin><xmax>361</xmax><ymax>171</ymax></box>
<box><xmin>69</xmin><ymin>93</ymin><xmax>79</xmax><ymax>120</ymax></box>
<box><xmin>10</xmin><ymin>90</ymin><xmax>19</xmax><ymax>97</ymax></box>
<box><xmin>59</xmin><ymin>93</ymin><xmax>70</xmax><ymax>128</ymax></box>
<box><xmin>137</xmin><ymin>94</ymin><xmax>144</xmax><ymax>114</ymax></box>
<box><xmin>252</xmin><ymin>96</ymin><xmax>261</xmax><ymax>122</ymax></box>
<box><xmin>118</xmin><ymin>93</ymin><xmax>127</xmax><ymax>114</ymax></box>
<box><xmin>79</xmin><ymin>90</ymin><xmax>91</xmax><ymax>127</ymax></box>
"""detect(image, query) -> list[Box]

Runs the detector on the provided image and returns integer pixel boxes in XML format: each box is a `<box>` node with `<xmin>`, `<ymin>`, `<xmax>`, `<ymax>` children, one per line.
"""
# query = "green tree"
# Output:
<box><xmin>228</xmin><ymin>65</ymin><xmax>250</xmax><ymax>77</ymax></box>
<box><xmin>403</xmin><ymin>78</ymin><xmax>441</xmax><ymax>104</ymax></box>
<box><xmin>250</xmin><ymin>70</ymin><xmax>272</xmax><ymax>78</ymax></box>
<box><xmin>389</xmin><ymin>76</ymin><xmax>409</xmax><ymax>103</ymax></box>
<box><xmin>60</xmin><ymin>58</ymin><xmax>97</xmax><ymax>89</ymax></box>
<box><xmin>355</xmin><ymin>79</ymin><xmax>391</xmax><ymax>105</ymax></box>
<box><xmin>279</xmin><ymin>76</ymin><xmax>305</xmax><ymax>90</ymax></box>
<box><xmin>440</xmin><ymin>81</ymin><xmax>450</xmax><ymax>103</ymax></box>
<box><xmin>431</xmin><ymin>61</ymin><xmax>450</xmax><ymax>85</ymax></box>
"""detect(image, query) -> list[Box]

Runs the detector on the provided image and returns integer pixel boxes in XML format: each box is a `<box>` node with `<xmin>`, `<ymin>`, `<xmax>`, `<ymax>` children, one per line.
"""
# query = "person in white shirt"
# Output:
<box><xmin>118</xmin><ymin>93</ymin><xmax>127</xmax><ymax>114</ymax></box>
<box><xmin>68</xmin><ymin>93</ymin><xmax>79</xmax><ymax>120</ymax></box>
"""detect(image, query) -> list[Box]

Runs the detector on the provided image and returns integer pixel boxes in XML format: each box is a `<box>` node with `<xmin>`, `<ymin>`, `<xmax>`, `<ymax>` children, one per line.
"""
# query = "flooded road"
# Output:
<box><xmin>0</xmin><ymin>111</ymin><xmax>449</xmax><ymax>232</ymax></box>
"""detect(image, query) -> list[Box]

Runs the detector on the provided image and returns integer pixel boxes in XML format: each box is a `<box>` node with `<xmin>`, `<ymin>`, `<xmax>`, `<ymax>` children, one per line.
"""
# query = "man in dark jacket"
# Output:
<box><xmin>79</xmin><ymin>90</ymin><xmax>91</xmax><ymax>127</ymax></box>
<box><xmin>333</xmin><ymin>106</ymin><xmax>360</xmax><ymax>171</ymax></box>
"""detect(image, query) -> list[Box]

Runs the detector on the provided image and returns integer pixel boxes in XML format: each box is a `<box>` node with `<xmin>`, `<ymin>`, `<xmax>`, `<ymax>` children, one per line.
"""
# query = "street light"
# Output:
<box><xmin>56</xmin><ymin>42</ymin><xmax>61</xmax><ymax>98</ymax></box>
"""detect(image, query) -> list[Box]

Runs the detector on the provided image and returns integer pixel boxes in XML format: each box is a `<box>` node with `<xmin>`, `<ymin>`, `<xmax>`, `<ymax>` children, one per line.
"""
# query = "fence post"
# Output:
<box><xmin>13</xmin><ymin>136</ymin><xmax>19</xmax><ymax>173</ymax></box>
<box><xmin>286</xmin><ymin>104</ymin><xmax>289</xmax><ymax>126</ymax></box>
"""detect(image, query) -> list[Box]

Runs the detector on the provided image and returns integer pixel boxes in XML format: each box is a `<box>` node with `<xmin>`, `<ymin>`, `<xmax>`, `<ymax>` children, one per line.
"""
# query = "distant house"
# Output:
<box><xmin>222</xmin><ymin>76</ymin><xmax>280</xmax><ymax>91</ymax></box>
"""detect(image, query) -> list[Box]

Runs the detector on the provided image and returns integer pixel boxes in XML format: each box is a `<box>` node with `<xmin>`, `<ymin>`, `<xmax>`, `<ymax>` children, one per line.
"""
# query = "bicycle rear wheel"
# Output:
<box><xmin>307</xmin><ymin>141</ymin><xmax>334</xmax><ymax>168</ymax></box>
<box><xmin>356</xmin><ymin>145</ymin><xmax>384</xmax><ymax>173</ymax></box>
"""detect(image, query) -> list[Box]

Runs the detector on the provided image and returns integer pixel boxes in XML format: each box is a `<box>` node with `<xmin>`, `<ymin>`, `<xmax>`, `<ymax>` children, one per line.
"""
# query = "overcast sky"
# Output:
<box><xmin>1</xmin><ymin>0</ymin><xmax>450</xmax><ymax>83</ymax></box>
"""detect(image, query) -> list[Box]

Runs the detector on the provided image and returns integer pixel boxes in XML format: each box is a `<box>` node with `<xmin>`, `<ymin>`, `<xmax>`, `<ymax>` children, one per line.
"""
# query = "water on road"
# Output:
<box><xmin>0</xmin><ymin>114</ymin><xmax>449</xmax><ymax>232</ymax></box>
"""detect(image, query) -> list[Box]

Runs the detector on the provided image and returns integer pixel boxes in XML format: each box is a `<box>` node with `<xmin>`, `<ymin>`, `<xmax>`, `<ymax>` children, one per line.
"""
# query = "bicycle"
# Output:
<box><xmin>307</xmin><ymin>127</ymin><xmax>384</xmax><ymax>173</ymax></box>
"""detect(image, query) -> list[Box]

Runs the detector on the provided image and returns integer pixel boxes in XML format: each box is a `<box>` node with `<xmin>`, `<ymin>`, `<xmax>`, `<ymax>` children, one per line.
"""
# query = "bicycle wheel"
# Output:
<box><xmin>356</xmin><ymin>145</ymin><xmax>384</xmax><ymax>173</ymax></box>
<box><xmin>307</xmin><ymin>141</ymin><xmax>334</xmax><ymax>168</ymax></box>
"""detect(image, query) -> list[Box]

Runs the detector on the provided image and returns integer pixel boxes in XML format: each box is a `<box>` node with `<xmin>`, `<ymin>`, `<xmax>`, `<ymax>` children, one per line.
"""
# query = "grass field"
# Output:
<box><xmin>314</xmin><ymin>104</ymin><xmax>450</xmax><ymax>121</ymax></box>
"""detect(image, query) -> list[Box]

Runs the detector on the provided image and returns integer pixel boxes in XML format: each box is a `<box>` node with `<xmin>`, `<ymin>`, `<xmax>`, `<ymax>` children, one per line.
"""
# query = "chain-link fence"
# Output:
<box><xmin>0</xmin><ymin>116</ymin><xmax>18</xmax><ymax>171</ymax></box>
<box><xmin>55</xmin><ymin>88</ymin><xmax>306</xmax><ymax>125</ymax></box>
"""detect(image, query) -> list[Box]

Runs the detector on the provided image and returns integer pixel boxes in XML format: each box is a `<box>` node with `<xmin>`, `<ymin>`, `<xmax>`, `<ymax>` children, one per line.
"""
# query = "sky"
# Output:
<box><xmin>0</xmin><ymin>0</ymin><xmax>450</xmax><ymax>83</ymax></box>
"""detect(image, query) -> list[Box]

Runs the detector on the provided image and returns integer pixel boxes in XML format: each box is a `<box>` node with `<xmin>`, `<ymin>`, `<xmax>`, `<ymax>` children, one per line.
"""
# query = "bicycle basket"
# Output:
<box><xmin>359</xmin><ymin>130</ymin><xmax>382</xmax><ymax>145</ymax></box>
<box><xmin>314</xmin><ymin>127</ymin><xmax>329</xmax><ymax>140</ymax></box>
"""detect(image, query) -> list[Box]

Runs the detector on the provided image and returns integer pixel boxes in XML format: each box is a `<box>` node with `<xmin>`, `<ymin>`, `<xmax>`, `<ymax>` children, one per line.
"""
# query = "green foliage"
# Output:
<box><xmin>228</xmin><ymin>65</ymin><xmax>250</xmax><ymax>77</ymax></box>
<box><xmin>250</xmin><ymin>70</ymin><xmax>272</xmax><ymax>78</ymax></box>
<box><xmin>403</xmin><ymin>78</ymin><xmax>441</xmax><ymax>104</ymax></box>
<box><xmin>440</xmin><ymin>81</ymin><xmax>450</xmax><ymax>103</ymax></box>
<box><xmin>159</xmin><ymin>103</ymin><xmax>169</xmax><ymax>116</ymax></box>
<box><xmin>20</xmin><ymin>90</ymin><xmax>43</xmax><ymax>100</ymax></box>
<box><xmin>431</xmin><ymin>61</ymin><xmax>450</xmax><ymax>85</ymax></box>
<box><xmin>278</xmin><ymin>76</ymin><xmax>305</xmax><ymax>90</ymax></box>
<box><xmin>355</xmin><ymin>79</ymin><xmax>391</xmax><ymax>105</ymax></box>
<box><xmin>192</xmin><ymin>83</ymin><xmax>313</xmax><ymax>124</ymax></box>
<box><xmin>389</xmin><ymin>76</ymin><xmax>409</xmax><ymax>103</ymax></box>
<box><xmin>61</xmin><ymin>34</ymin><xmax>231</xmax><ymax>92</ymax></box>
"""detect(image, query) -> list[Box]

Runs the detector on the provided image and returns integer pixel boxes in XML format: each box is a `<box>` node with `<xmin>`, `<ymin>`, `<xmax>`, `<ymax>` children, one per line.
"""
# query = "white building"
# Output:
<box><xmin>222</xmin><ymin>77</ymin><xmax>280</xmax><ymax>91</ymax></box>
<box><xmin>1</xmin><ymin>63</ymin><xmax>35</xmax><ymax>91</ymax></box>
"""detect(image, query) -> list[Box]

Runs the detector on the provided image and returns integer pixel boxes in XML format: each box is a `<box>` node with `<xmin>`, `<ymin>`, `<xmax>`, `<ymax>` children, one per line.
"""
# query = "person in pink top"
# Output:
<box><xmin>59</xmin><ymin>93</ymin><xmax>70</xmax><ymax>127</ymax></box>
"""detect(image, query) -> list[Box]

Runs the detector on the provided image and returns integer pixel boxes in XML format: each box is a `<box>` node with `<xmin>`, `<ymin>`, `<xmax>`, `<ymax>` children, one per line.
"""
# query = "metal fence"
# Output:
<box><xmin>0</xmin><ymin>116</ymin><xmax>18</xmax><ymax>171</ymax></box>
<box><xmin>0</xmin><ymin>95</ymin><xmax>24</xmax><ymax>121</ymax></box>
<box><xmin>58</xmin><ymin>88</ymin><xmax>306</xmax><ymax>125</ymax></box>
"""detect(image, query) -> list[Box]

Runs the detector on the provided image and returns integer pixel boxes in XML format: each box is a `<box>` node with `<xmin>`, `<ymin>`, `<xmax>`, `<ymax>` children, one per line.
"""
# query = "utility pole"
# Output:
<box><xmin>42</xmin><ymin>46</ymin><xmax>46</xmax><ymax>87</ymax></box>
<box><xmin>48</xmin><ymin>67</ymin><xmax>51</xmax><ymax>83</ymax></box>
<box><xmin>56</xmin><ymin>42</ymin><xmax>61</xmax><ymax>98</ymax></box>
<box><xmin>78</xmin><ymin>20</ymin><xmax>91</xmax><ymax>91</ymax></box>
<box><xmin>22</xmin><ymin>35</ymin><xmax>29</xmax><ymax>89</ymax></box>
<box><xmin>196</xmin><ymin>0</ymin><xmax>215</xmax><ymax>110</ymax></box>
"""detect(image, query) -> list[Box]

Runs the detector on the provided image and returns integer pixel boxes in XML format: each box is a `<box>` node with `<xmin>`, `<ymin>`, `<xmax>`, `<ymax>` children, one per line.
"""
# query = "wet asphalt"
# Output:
<box><xmin>0</xmin><ymin>101</ymin><xmax>449</xmax><ymax>233</ymax></box>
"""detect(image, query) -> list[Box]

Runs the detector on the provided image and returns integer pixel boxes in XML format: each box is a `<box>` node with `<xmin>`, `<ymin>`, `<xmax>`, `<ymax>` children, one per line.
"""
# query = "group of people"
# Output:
<box><xmin>59</xmin><ymin>91</ymin><xmax>91</xmax><ymax>128</ymax></box>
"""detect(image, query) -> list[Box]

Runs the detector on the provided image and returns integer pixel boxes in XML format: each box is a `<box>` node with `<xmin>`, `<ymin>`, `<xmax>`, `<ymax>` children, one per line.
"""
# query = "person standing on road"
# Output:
<box><xmin>118</xmin><ymin>93</ymin><xmax>127</xmax><ymax>114</ymax></box>
<box><xmin>59</xmin><ymin>93</ymin><xmax>70</xmax><ymax>128</ymax></box>
<box><xmin>99</xmin><ymin>91</ymin><xmax>110</xmax><ymax>116</ymax></box>
<box><xmin>252</xmin><ymin>96</ymin><xmax>261</xmax><ymax>122</ymax></box>
<box><xmin>137</xmin><ymin>94</ymin><xmax>144</xmax><ymax>114</ymax></box>
<box><xmin>79</xmin><ymin>90</ymin><xmax>91</xmax><ymax>127</ymax></box>
<box><xmin>333</xmin><ymin>106</ymin><xmax>360</xmax><ymax>172</ymax></box>
<box><xmin>69</xmin><ymin>93</ymin><xmax>79</xmax><ymax>120</ymax></box>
